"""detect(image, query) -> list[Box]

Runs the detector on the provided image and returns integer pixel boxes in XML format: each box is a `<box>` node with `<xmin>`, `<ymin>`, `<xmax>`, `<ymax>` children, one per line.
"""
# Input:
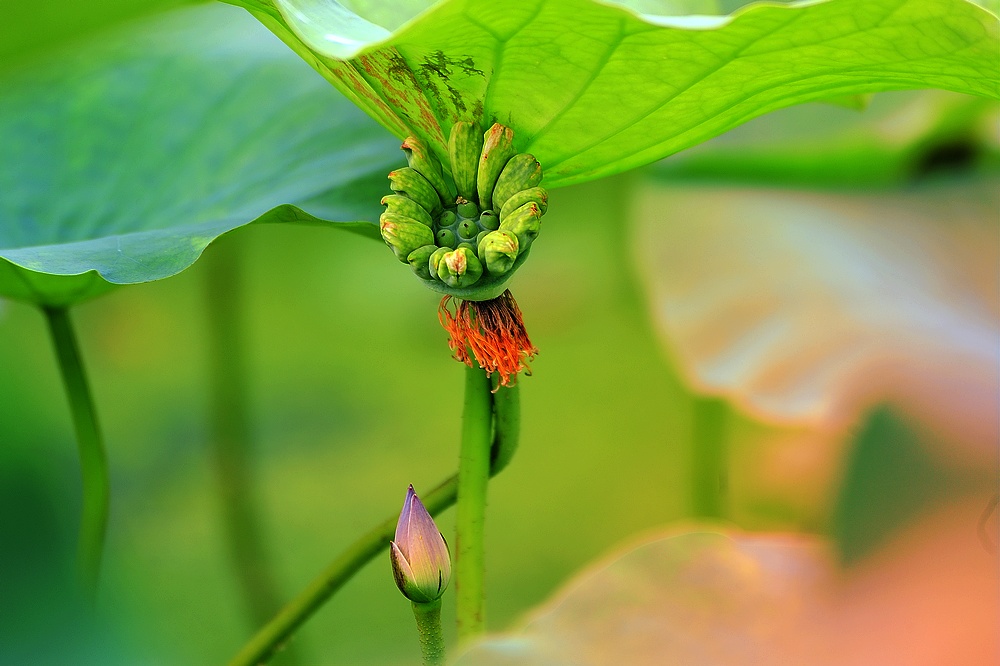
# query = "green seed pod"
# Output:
<box><xmin>478</xmin><ymin>229</ymin><xmax>519</xmax><ymax>276</ymax></box>
<box><xmin>401</xmin><ymin>136</ymin><xmax>452</xmax><ymax>203</ymax></box>
<box><xmin>498</xmin><ymin>201</ymin><xmax>542</xmax><ymax>252</ymax></box>
<box><xmin>477</xmin><ymin>123</ymin><xmax>516</xmax><ymax>211</ymax></box>
<box><xmin>492</xmin><ymin>154</ymin><xmax>543</xmax><ymax>213</ymax></box>
<box><xmin>499</xmin><ymin>186</ymin><xmax>548</xmax><ymax>223</ymax></box>
<box><xmin>448</xmin><ymin>121</ymin><xmax>482</xmax><ymax>202</ymax></box>
<box><xmin>456</xmin><ymin>198</ymin><xmax>479</xmax><ymax>219</ymax></box>
<box><xmin>388</xmin><ymin>167</ymin><xmax>442</xmax><ymax>217</ymax></box>
<box><xmin>457</xmin><ymin>219</ymin><xmax>478</xmax><ymax>240</ymax></box>
<box><xmin>478</xmin><ymin>209</ymin><xmax>499</xmax><ymax>231</ymax></box>
<box><xmin>380</xmin><ymin>213</ymin><xmax>435</xmax><ymax>262</ymax></box>
<box><xmin>438</xmin><ymin>210</ymin><xmax>457</xmax><ymax>228</ymax></box>
<box><xmin>428</xmin><ymin>247</ymin><xmax>450</xmax><ymax>276</ymax></box>
<box><xmin>436</xmin><ymin>228</ymin><xmax>457</xmax><ymax>249</ymax></box>
<box><xmin>381</xmin><ymin>194</ymin><xmax>433</xmax><ymax>228</ymax></box>
<box><xmin>407</xmin><ymin>244</ymin><xmax>438</xmax><ymax>280</ymax></box>
<box><xmin>437</xmin><ymin>246</ymin><xmax>483</xmax><ymax>288</ymax></box>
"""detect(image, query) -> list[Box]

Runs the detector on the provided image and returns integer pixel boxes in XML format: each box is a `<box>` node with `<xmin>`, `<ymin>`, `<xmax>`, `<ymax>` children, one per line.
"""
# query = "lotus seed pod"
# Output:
<box><xmin>477</xmin><ymin>123</ymin><xmax>516</xmax><ymax>211</ymax></box>
<box><xmin>401</xmin><ymin>136</ymin><xmax>452</xmax><ymax>203</ymax></box>
<box><xmin>448</xmin><ymin>121</ymin><xmax>482</xmax><ymax>202</ymax></box>
<box><xmin>492</xmin><ymin>154</ymin><xmax>543</xmax><ymax>213</ymax></box>
<box><xmin>456</xmin><ymin>198</ymin><xmax>479</xmax><ymax>219</ymax></box>
<box><xmin>407</xmin><ymin>244</ymin><xmax>438</xmax><ymax>280</ymax></box>
<box><xmin>381</xmin><ymin>194</ymin><xmax>433</xmax><ymax>228</ymax></box>
<box><xmin>437</xmin><ymin>246</ymin><xmax>483</xmax><ymax>288</ymax></box>
<box><xmin>436</xmin><ymin>228</ymin><xmax>457</xmax><ymax>249</ymax></box>
<box><xmin>380</xmin><ymin>213</ymin><xmax>435</xmax><ymax>262</ymax></box>
<box><xmin>478</xmin><ymin>230</ymin><xmax>519</xmax><ymax>276</ymax></box>
<box><xmin>428</xmin><ymin>247</ymin><xmax>450</xmax><ymax>276</ymax></box>
<box><xmin>388</xmin><ymin>167</ymin><xmax>442</xmax><ymax>217</ymax></box>
<box><xmin>438</xmin><ymin>210</ymin><xmax>457</xmax><ymax>228</ymax></box>
<box><xmin>457</xmin><ymin>219</ymin><xmax>478</xmax><ymax>240</ymax></box>
<box><xmin>499</xmin><ymin>186</ymin><xmax>548</xmax><ymax>222</ymax></box>
<box><xmin>499</xmin><ymin>201</ymin><xmax>542</xmax><ymax>252</ymax></box>
<box><xmin>478</xmin><ymin>209</ymin><xmax>499</xmax><ymax>231</ymax></box>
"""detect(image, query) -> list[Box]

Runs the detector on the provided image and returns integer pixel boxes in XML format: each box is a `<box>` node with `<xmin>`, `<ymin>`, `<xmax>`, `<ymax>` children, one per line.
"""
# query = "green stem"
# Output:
<box><xmin>205</xmin><ymin>241</ymin><xmax>291</xmax><ymax>655</ymax></box>
<box><xmin>455</xmin><ymin>366</ymin><xmax>494</xmax><ymax>642</ymax></box>
<box><xmin>43</xmin><ymin>306</ymin><xmax>108</xmax><ymax>597</ymax></box>
<box><xmin>226</xmin><ymin>381</ymin><xmax>520</xmax><ymax>666</ymax></box>
<box><xmin>691</xmin><ymin>396</ymin><xmax>729</xmax><ymax>519</ymax></box>
<box><xmin>411</xmin><ymin>600</ymin><xmax>446</xmax><ymax>666</ymax></box>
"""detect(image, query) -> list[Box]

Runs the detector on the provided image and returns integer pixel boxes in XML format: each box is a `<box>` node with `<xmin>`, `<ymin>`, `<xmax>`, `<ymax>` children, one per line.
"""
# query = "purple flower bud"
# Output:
<box><xmin>390</xmin><ymin>485</ymin><xmax>452</xmax><ymax>603</ymax></box>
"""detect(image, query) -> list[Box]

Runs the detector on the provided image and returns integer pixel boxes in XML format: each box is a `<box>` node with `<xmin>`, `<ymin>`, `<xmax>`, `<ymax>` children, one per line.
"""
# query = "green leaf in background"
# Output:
<box><xmin>222</xmin><ymin>0</ymin><xmax>999</xmax><ymax>188</ymax></box>
<box><xmin>0</xmin><ymin>3</ymin><xmax>400</xmax><ymax>307</ymax></box>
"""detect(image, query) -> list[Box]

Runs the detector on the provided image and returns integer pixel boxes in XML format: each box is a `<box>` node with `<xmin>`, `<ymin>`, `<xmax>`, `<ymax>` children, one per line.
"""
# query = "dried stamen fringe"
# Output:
<box><xmin>438</xmin><ymin>290</ymin><xmax>538</xmax><ymax>388</ymax></box>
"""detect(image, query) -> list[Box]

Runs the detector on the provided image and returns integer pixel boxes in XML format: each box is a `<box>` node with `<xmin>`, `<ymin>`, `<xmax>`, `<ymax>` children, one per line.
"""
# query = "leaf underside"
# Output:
<box><xmin>223</xmin><ymin>0</ymin><xmax>1000</xmax><ymax>188</ymax></box>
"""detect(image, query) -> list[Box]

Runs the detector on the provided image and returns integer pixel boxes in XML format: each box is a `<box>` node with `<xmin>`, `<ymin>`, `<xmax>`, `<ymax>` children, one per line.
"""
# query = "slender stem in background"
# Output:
<box><xmin>410</xmin><ymin>600</ymin><xmax>446</xmax><ymax>666</ymax></box>
<box><xmin>454</xmin><ymin>366</ymin><xmax>494</xmax><ymax>643</ymax></box>
<box><xmin>226</xmin><ymin>380</ymin><xmax>520</xmax><ymax>666</ymax></box>
<box><xmin>43</xmin><ymin>306</ymin><xmax>108</xmax><ymax>597</ymax></box>
<box><xmin>691</xmin><ymin>396</ymin><xmax>729</xmax><ymax>519</ymax></box>
<box><xmin>205</xmin><ymin>240</ymin><xmax>293</xmax><ymax>660</ymax></box>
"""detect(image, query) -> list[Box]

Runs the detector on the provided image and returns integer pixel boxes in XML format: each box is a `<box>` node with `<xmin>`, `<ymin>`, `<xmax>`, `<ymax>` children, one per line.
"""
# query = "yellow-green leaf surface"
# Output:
<box><xmin>223</xmin><ymin>0</ymin><xmax>1000</xmax><ymax>188</ymax></box>
<box><xmin>0</xmin><ymin>4</ymin><xmax>400</xmax><ymax>307</ymax></box>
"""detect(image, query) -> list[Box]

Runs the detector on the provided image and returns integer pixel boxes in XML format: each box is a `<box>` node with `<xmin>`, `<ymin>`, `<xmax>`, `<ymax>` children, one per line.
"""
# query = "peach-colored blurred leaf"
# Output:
<box><xmin>632</xmin><ymin>180</ymin><xmax>999</xmax><ymax>464</ymax></box>
<box><xmin>457</xmin><ymin>499</ymin><xmax>998</xmax><ymax>665</ymax></box>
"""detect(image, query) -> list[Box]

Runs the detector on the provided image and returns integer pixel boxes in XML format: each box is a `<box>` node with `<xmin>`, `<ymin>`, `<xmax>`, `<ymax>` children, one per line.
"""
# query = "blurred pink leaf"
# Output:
<box><xmin>632</xmin><ymin>180</ymin><xmax>999</xmax><ymax>465</ymax></box>
<box><xmin>456</xmin><ymin>497</ymin><xmax>999</xmax><ymax>665</ymax></box>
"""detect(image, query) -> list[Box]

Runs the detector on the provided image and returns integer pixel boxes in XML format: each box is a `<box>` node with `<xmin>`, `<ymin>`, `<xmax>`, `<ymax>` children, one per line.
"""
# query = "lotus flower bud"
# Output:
<box><xmin>401</xmin><ymin>136</ymin><xmax>452</xmax><ymax>203</ymax></box>
<box><xmin>381</xmin><ymin>213</ymin><xmax>435</xmax><ymax>262</ymax></box>
<box><xmin>407</xmin><ymin>244</ymin><xmax>438</xmax><ymax>280</ymax></box>
<box><xmin>478</xmin><ymin>209</ymin><xmax>499</xmax><ymax>231</ymax></box>
<box><xmin>381</xmin><ymin>194</ymin><xmax>433</xmax><ymax>228</ymax></box>
<box><xmin>435</xmin><ymin>228</ymin><xmax>457</xmax><ymax>249</ymax></box>
<box><xmin>478</xmin><ymin>230</ymin><xmax>519</xmax><ymax>276</ymax></box>
<box><xmin>437</xmin><ymin>246</ymin><xmax>483</xmax><ymax>288</ymax></box>
<box><xmin>389</xmin><ymin>167</ymin><xmax>442</xmax><ymax>217</ymax></box>
<box><xmin>428</xmin><ymin>247</ymin><xmax>450</xmax><ymax>276</ymax></box>
<box><xmin>448</xmin><ymin>121</ymin><xmax>482</xmax><ymax>202</ymax></box>
<box><xmin>390</xmin><ymin>485</ymin><xmax>451</xmax><ymax>604</ymax></box>
<box><xmin>499</xmin><ymin>186</ymin><xmax>548</xmax><ymax>222</ymax></box>
<box><xmin>477</xmin><ymin>123</ymin><xmax>516</xmax><ymax>211</ymax></box>
<box><xmin>499</xmin><ymin>201</ymin><xmax>542</xmax><ymax>252</ymax></box>
<box><xmin>456</xmin><ymin>198</ymin><xmax>479</xmax><ymax>219</ymax></box>
<box><xmin>492</xmin><ymin>153</ymin><xmax>543</xmax><ymax>213</ymax></box>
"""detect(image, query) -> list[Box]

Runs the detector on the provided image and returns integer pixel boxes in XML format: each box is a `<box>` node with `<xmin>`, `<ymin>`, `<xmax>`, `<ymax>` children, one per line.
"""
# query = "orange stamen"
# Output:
<box><xmin>438</xmin><ymin>290</ymin><xmax>538</xmax><ymax>388</ymax></box>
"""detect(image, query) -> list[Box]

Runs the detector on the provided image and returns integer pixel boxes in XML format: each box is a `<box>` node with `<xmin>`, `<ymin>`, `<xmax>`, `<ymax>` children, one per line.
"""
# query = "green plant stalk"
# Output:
<box><xmin>411</xmin><ymin>599</ymin><xmax>446</xmax><ymax>666</ymax></box>
<box><xmin>226</xmin><ymin>382</ymin><xmax>520</xmax><ymax>666</ymax></box>
<box><xmin>43</xmin><ymin>306</ymin><xmax>108</xmax><ymax>597</ymax></box>
<box><xmin>205</xmin><ymin>240</ymin><xmax>291</xmax><ymax>653</ymax></box>
<box><xmin>691</xmin><ymin>396</ymin><xmax>729</xmax><ymax>519</ymax></box>
<box><xmin>455</xmin><ymin>366</ymin><xmax>494</xmax><ymax>642</ymax></box>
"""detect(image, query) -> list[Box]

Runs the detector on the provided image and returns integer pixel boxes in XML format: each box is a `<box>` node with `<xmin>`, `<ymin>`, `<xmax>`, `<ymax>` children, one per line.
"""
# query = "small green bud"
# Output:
<box><xmin>435</xmin><ymin>228</ymin><xmax>457</xmax><ymax>249</ymax></box>
<box><xmin>448</xmin><ymin>121</ymin><xmax>482</xmax><ymax>202</ymax></box>
<box><xmin>477</xmin><ymin>123</ymin><xmax>516</xmax><ymax>211</ymax></box>
<box><xmin>475</xmin><ymin>230</ymin><xmax>490</xmax><ymax>248</ymax></box>
<box><xmin>478</xmin><ymin>230</ymin><xmax>519</xmax><ymax>276</ymax></box>
<box><xmin>390</xmin><ymin>485</ymin><xmax>451</xmax><ymax>604</ymax></box>
<box><xmin>389</xmin><ymin>167</ymin><xmax>442</xmax><ymax>217</ymax></box>
<box><xmin>438</xmin><ymin>210</ymin><xmax>457</xmax><ymax>228</ymax></box>
<box><xmin>492</xmin><ymin>153</ymin><xmax>543</xmax><ymax>213</ymax></box>
<box><xmin>428</xmin><ymin>247</ymin><xmax>450</xmax><ymax>275</ymax></box>
<box><xmin>498</xmin><ymin>202</ymin><xmax>542</xmax><ymax>252</ymax></box>
<box><xmin>407</xmin><ymin>244</ymin><xmax>437</xmax><ymax>280</ymax></box>
<box><xmin>478</xmin><ymin>209</ymin><xmax>499</xmax><ymax>231</ymax></box>
<box><xmin>499</xmin><ymin>186</ymin><xmax>548</xmax><ymax>222</ymax></box>
<box><xmin>456</xmin><ymin>198</ymin><xmax>479</xmax><ymax>219</ymax></box>
<box><xmin>381</xmin><ymin>213</ymin><xmax>435</xmax><ymax>262</ymax></box>
<box><xmin>437</xmin><ymin>246</ymin><xmax>483</xmax><ymax>288</ymax></box>
<box><xmin>457</xmin><ymin>241</ymin><xmax>477</xmax><ymax>257</ymax></box>
<box><xmin>381</xmin><ymin>194</ymin><xmax>433</xmax><ymax>228</ymax></box>
<box><xmin>457</xmin><ymin>219</ymin><xmax>478</xmax><ymax>240</ymax></box>
<box><xmin>401</xmin><ymin>136</ymin><xmax>452</xmax><ymax>203</ymax></box>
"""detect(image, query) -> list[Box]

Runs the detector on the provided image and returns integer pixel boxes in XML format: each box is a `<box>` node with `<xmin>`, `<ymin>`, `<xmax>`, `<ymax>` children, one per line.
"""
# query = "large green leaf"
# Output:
<box><xmin>222</xmin><ymin>0</ymin><xmax>999</xmax><ymax>188</ymax></box>
<box><xmin>0</xmin><ymin>4</ymin><xmax>400</xmax><ymax>307</ymax></box>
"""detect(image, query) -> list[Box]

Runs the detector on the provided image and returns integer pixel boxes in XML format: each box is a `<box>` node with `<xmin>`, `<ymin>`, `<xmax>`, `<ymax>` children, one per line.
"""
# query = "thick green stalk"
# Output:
<box><xmin>454</xmin><ymin>366</ymin><xmax>494</xmax><ymax>642</ymax></box>
<box><xmin>411</xmin><ymin>600</ymin><xmax>446</xmax><ymax>666</ymax></box>
<box><xmin>43</xmin><ymin>306</ymin><xmax>108</xmax><ymax>597</ymax></box>
<box><xmin>205</xmin><ymin>241</ymin><xmax>290</xmax><ymax>651</ymax></box>
<box><xmin>691</xmin><ymin>396</ymin><xmax>729</xmax><ymax>519</ymax></box>
<box><xmin>226</xmin><ymin>383</ymin><xmax>520</xmax><ymax>666</ymax></box>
